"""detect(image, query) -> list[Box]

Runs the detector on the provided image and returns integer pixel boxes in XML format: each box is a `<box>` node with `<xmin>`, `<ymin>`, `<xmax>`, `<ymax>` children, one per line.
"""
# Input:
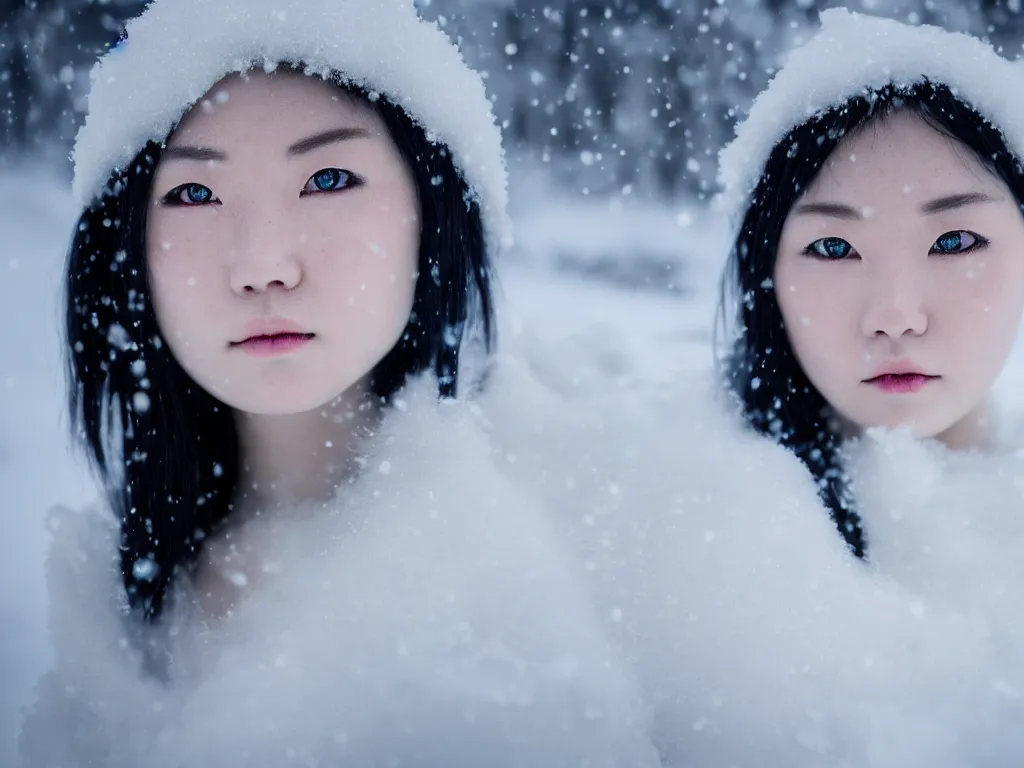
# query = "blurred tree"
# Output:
<box><xmin>2</xmin><ymin>0</ymin><xmax>1023</xmax><ymax>194</ymax></box>
<box><xmin>0</xmin><ymin>0</ymin><xmax>142</xmax><ymax>159</ymax></box>
<box><xmin>428</xmin><ymin>0</ymin><xmax>1024</xmax><ymax>199</ymax></box>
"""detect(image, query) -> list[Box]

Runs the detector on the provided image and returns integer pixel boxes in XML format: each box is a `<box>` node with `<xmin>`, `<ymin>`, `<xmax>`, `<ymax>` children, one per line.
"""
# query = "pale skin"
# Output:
<box><xmin>146</xmin><ymin>70</ymin><xmax>420</xmax><ymax>612</ymax></box>
<box><xmin>776</xmin><ymin>111</ymin><xmax>1024</xmax><ymax>451</ymax></box>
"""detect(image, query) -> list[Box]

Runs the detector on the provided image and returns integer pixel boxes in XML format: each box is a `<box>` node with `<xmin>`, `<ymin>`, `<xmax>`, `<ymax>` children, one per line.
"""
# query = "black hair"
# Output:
<box><xmin>65</xmin><ymin>71</ymin><xmax>495</xmax><ymax>621</ymax></box>
<box><xmin>719</xmin><ymin>80</ymin><xmax>1024</xmax><ymax>558</ymax></box>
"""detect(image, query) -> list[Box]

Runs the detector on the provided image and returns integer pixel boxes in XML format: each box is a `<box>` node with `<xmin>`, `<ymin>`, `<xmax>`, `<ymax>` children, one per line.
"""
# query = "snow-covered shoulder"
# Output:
<box><xmin>17</xmin><ymin>503</ymin><xmax>167</xmax><ymax>767</ymax></box>
<box><xmin>22</xmin><ymin>373</ymin><xmax>661</xmax><ymax>767</ymax></box>
<box><xmin>478</xmin><ymin>351</ymin><xmax>999</xmax><ymax>766</ymax></box>
<box><xmin>844</xmin><ymin>412</ymin><xmax>1024</xmax><ymax>762</ymax></box>
<box><xmin>151</xmin><ymin>375</ymin><xmax>659</xmax><ymax>766</ymax></box>
<box><xmin>851</xmin><ymin>416</ymin><xmax>1024</xmax><ymax>607</ymax></box>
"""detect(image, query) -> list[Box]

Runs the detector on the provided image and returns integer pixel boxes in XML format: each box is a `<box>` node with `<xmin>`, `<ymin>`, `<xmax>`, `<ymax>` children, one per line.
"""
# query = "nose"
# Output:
<box><xmin>860</xmin><ymin>276</ymin><xmax>928</xmax><ymax>339</ymax></box>
<box><xmin>229</xmin><ymin>218</ymin><xmax>303</xmax><ymax>296</ymax></box>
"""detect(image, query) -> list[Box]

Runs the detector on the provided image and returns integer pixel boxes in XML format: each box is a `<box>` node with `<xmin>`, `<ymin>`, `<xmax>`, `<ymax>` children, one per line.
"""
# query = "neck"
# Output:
<box><xmin>837</xmin><ymin>400</ymin><xmax>994</xmax><ymax>452</ymax></box>
<box><xmin>232</xmin><ymin>381</ymin><xmax>380</xmax><ymax>515</ymax></box>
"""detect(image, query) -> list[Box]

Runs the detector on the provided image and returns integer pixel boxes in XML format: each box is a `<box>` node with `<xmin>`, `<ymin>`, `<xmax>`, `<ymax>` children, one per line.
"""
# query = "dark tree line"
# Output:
<box><xmin>1</xmin><ymin>0</ymin><xmax>143</xmax><ymax>157</ymax></box>
<box><xmin>429</xmin><ymin>0</ymin><xmax>1024</xmax><ymax>197</ymax></box>
<box><xmin>2</xmin><ymin>0</ymin><xmax>1023</xmax><ymax>194</ymax></box>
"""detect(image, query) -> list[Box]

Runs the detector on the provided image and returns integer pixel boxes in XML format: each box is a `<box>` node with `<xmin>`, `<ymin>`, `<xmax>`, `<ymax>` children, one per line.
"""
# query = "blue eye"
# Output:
<box><xmin>806</xmin><ymin>236</ymin><xmax>855</xmax><ymax>260</ymax></box>
<box><xmin>185</xmin><ymin>184</ymin><xmax>212</xmax><ymax>204</ymax></box>
<box><xmin>930</xmin><ymin>230</ymin><xmax>985</xmax><ymax>255</ymax></box>
<box><xmin>164</xmin><ymin>183</ymin><xmax>216</xmax><ymax>206</ymax></box>
<box><xmin>304</xmin><ymin>168</ymin><xmax>357</xmax><ymax>194</ymax></box>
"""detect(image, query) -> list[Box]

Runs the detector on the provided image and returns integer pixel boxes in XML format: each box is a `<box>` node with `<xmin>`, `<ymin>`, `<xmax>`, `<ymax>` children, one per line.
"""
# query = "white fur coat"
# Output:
<box><xmin>481</xmin><ymin>348</ymin><xmax>1010</xmax><ymax>767</ymax></box>
<box><xmin>18</xmin><ymin>376</ymin><xmax>661</xmax><ymax>767</ymax></box>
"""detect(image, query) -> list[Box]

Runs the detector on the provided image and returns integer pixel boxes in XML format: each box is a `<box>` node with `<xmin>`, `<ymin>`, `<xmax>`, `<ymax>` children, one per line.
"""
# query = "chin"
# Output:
<box><xmin>235</xmin><ymin>402</ymin><xmax>324</xmax><ymax>417</ymax></box>
<box><xmin>220</xmin><ymin>388</ymin><xmax>345</xmax><ymax>417</ymax></box>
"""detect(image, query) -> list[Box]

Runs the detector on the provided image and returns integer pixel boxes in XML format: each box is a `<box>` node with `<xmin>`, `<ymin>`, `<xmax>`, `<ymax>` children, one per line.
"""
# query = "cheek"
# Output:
<box><xmin>943</xmin><ymin>254</ymin><xmax>1024</xmax><ymax>325</ymax></box>
<box><xmin>775</xmin><ymin>258</ymin><xmax>856</xmax><ymax>361</ymax></box>
<box><xmin>939</xmin><ymin>255</ymin><xmax>1024</xmax><ymax>362</ymax></box>
<box><xmin>305</xmin><ymin>198</ymin><xmax>419</xmax><ymax>314</ymax></box>
<box><xmin>146</xmin><ymin>218</ymin><xmax>225</xmax><ymax>333</ymax></box>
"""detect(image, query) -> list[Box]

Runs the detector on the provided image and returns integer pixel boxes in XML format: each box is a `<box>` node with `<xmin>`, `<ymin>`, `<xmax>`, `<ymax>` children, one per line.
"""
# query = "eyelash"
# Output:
<box><xmin>929</xmin><ymin>230</ymin><xmax>989</xmax><ymax>256</ymax></box>
<box><xmin>300</xmin><ymin>168</ymin><xmax>361</xmax><ymax>196</ymax></box>
<box><xmin>801</xmin><ymin>230</ymin><xmax>990</xmax><ymax>260</ymax></box>
<box><xmin>162</xmin><ymin>183</ymin><xmax>218</xmax><ymax>207</ymax></box>
<box><xmin>160</xmin><ymin>167</ymin><xmax>363</xmax><ymax>207</ymax></box>
<box><xmin>802</xmin><ymin>236</ymin><xmax>858</xmax><ymax>260</ymax></box>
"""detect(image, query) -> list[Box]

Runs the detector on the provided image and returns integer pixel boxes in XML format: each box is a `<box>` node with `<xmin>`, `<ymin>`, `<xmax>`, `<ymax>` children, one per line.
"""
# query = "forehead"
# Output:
<box><xmin>168</xmin><ymin>69</ymin><xmax>381</xmax><ymax>146</ymax></box>
<box><xmin>805</xmin><ymin>110</ymin><xmax>1000</xmax><ymax>199</ymax></box>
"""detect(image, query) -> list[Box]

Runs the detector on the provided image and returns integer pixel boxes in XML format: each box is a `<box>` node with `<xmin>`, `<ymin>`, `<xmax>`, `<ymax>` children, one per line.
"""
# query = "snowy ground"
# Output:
<box><xmin>5</xmin><ymin>158</ymin><xmax>1024</xmax><ymax>762</ymax></box>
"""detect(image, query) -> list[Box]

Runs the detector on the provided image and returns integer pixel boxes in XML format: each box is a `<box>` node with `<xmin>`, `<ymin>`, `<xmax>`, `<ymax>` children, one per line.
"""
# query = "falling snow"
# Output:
<box><xmin>6</xmin><ymin>0</ymin><xmax>1024</xmax><ymax>765</ymax></box>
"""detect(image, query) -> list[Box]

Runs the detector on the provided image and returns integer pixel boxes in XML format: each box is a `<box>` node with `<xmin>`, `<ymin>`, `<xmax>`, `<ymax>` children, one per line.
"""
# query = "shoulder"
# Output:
<box><xmin>149</xmin><ymin>373</ymin><xmax>662</xmax><ymax>765</ymax></box>
<box><xmin>473</xmin><ymin>355</ymin><xmax>885</xmax><ymax>759</ymax></box>
<box><xmin>41</xmin><ymin>502</ymin><xmax>125</xmax><ymax>647</ymax></box>
<box><xmin>18</xmin><ymin>503</ymin><xmax>161</xmax><ymax>768</ymax></box>
<box><xmin>478</xmin><ymin>353</ymin><xmax>830</xmax><ymax>531</ymax></box>
<box><xmin>44</xmin><ymin>502</ymin><xmax>119</xmax><ymax>576</ymax></box>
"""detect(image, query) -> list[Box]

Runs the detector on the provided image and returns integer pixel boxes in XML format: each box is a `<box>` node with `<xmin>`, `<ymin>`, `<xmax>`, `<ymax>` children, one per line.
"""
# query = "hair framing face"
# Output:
<box><xmin>718</xmin><ymin>81</ymin><xmax>1024</xmax><ymax>557</ymax></box>
<box><xmin>72</xmin><ymin>0</ymin><xmax>512</xmax><ymax>255</ymax></box>
<box><xmin>65</xmin><ymin>76</ymin><xmax>495</xmax><ymax>621</ymax></box>
<box><xmin>716</xmin><ymin>8</ymin><xmax>1024</xmax><ymax>218</ymax></box>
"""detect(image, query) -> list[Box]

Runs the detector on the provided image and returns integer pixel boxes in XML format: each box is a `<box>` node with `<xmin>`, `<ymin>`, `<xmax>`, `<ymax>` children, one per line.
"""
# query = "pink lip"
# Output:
<box><xmin>866</xmin><ymin>359</ymin><xmax>932</xmax><ymax>378</ymax></box>
<box><xmin>863</xmin><ymin>373</ymin><xmax>937</xmax><ymax>394</ymax></box>
<box><xmin>862</xmin><ymin>360</ymin><xmax>939</xmax><ymax>394</ymax></box>
<box><xmin>231</xmin><ymin>317</ymin><xmax>314</xmax><ymax>357</ymax></box>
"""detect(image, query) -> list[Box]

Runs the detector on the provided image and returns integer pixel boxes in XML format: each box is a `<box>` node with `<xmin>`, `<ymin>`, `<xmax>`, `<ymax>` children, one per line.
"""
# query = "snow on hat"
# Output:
<box><xmin>71</xmin><ymin>0</ymin><xmax>512</xmax><ymax>252</ymax></box>
<box><xmin>716</xmin><ymin>8</ymin><xmax>1024</xmax><ymax>217</ymax></box>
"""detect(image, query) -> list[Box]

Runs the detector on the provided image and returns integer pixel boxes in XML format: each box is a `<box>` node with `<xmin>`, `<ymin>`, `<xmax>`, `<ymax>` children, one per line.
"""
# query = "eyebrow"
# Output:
<box><xmin>793</xmin><ymin>191</ymin><xmax>998</xmax><ymax>220</ymax></box>
<box><xmin>162</xmin><ymin>126</ymin><xmax>371</xmax><ymax>162</ymax></box>
<box><xmin>791</xmin><ymin>201</ymin><xmax>861</xmax><ymax>220</ymax></box>
<box><xmin>162</xmin><ymin>145</ymin><xmax>225</xmax><ymax>162</ymax></box>
<box><xmin>919</xmin><ymin>191</ymin><xmax>997</xmax><ymax>214</ymax></box>
<box><xmin>286</xmin><ymin>126</ymin><xmax>371</xmax><ymax>155</ymax></box>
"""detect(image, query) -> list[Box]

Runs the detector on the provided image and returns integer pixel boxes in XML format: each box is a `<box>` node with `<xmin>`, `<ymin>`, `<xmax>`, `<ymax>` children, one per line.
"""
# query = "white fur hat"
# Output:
<box><xmin>71</xmin><ymin>0</ymin><xmax>512</xmax><ymax>252</ymax></box>
<box><xmin>716</xmin><ymin>8</ymin><xmax>1024</xmax><ymax>217</ymax></box>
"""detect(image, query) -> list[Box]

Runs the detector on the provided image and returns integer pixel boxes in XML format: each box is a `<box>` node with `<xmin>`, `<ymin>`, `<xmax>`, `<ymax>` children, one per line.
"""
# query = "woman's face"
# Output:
<box><xmin>775</xmin><ymin>111</ymin><xmax>1024</xmax><ymax>448</ymax></box>
<box><xmin>147</xmin><ymin>70</ymin><xmax>420</xmax><ymax>415</ymax></box>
